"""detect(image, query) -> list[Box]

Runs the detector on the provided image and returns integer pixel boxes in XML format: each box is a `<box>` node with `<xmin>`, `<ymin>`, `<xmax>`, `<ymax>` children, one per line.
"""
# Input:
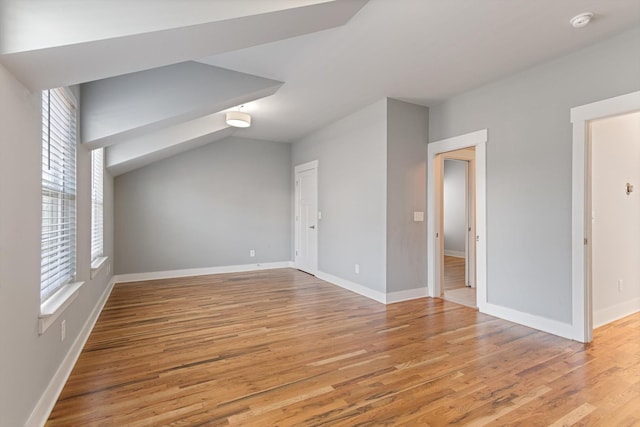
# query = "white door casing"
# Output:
<box><xmin>571</xmin><ymin>90</ymin><xmax>640</xmax><ymax>343</ymax></box>
<box><xmin>294</xmin><ymin>160</ymin><xmax>318</xmax><ymax>275</ymax></box>
<box><xmin>428</xmin><ymin>129</ymin><xmax>487</xmax><ymax>309</ymax></box>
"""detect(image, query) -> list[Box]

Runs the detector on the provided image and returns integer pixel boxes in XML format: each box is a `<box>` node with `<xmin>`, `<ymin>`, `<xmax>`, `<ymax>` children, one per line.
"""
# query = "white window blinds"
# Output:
<box><xmin>91</xmin><ymin>147</ymin><xmax>104</xmax><ymax>263</ymax></box>
<box><xmin>41</xmin><ymin>88</ymin><xmax>77</xmax><ymax>301</ymax></box>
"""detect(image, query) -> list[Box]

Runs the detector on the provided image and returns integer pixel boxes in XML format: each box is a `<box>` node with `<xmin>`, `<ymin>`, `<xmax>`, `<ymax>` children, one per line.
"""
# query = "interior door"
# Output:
<box><xmin>295</xmin><ymin>163</ymin><xmax>318</xmax><ymax>274</ymax></box>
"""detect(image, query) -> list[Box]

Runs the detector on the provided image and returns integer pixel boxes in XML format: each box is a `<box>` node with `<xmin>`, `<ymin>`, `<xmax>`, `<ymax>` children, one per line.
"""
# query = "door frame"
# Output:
<box><xmin>428</xmin><ymin>129</ymin><xmax>487</xmax><ymax>310</ymax></box>
<box><xmin>294</xmin><ymin>160</ymin><xmax>319</xmax><ymax>274</ymax></box>
<box><xmin>427</xmin><ymin>129</ymin><xmax>488</xmax><ymax>311</ymax></box>
<box><xmin>570</xmin><ymin>90</ymin><xmax>640</xmax><ymax>343</ymax></box>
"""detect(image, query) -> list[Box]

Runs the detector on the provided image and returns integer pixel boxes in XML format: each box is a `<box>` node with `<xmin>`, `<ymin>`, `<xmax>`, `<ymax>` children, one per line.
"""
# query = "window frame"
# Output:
<box><xmin>91</xmin><ymin>147</ymin><xmax>105</xmax><ymax>268</ymax></box>
<box><xmin>39</xmin><ymin>87</ymin><xmax>85</xmax><ymax>334</ymax></box>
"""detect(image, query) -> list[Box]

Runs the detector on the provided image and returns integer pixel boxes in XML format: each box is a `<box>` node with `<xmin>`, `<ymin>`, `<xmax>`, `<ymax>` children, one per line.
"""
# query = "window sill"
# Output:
<box><xmin>90</xmin><ymin>256</ymin><xmax>109</xmax><ymax>279</ymax></box>
<box><xmin>39</xmin><ymin>281</ymin><xmax>85</xmax><ymax>334</ymax></box>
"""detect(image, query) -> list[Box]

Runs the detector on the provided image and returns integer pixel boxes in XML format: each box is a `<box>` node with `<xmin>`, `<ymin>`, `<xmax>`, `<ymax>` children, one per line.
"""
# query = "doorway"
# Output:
<box><xmin>571</xmin><ymin>90</ymin><xmax>640</xmax><ymax>343</ymax></box>
<box><xmin>442</xmin><ymin>151</ymin><xmax>476</xmax><ymax>308</ymax></box>
<box><xmin>428</xmin><ymin>129</ymin><xmax>487</xmax><ymax>311</ymax></box>
<box><xmin>590</xmin><ymin>111</ymin><xmax>640</xmax><ymax>328</ymax></box>
<box><xmin>294</xmin><ymin>160</ymin><xmax>318</xmax><ymax>275</ymax></box>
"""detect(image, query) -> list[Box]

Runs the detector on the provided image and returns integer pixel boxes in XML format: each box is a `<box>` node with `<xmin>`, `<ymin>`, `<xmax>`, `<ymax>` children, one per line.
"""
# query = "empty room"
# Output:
<box><xmin>2</xmin><ymin>1</ymin><xmax>640</xmax><ymax>425</ymax></box>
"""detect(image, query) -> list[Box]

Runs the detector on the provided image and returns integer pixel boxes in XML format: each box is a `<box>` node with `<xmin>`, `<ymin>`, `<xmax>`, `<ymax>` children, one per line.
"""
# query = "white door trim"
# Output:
<box><xmin>294</xmin><ymin>160</ymin><xmax>319</xmax><ymax>274</ymax></box>
<box><xmin>428</xmin><ymin>129</ymin><xmax>487</xmax><ymax>311</ymax></box>
<box><xmin>570</xmin><ymin>90</ymin><xmax>640</xmax><ymax>343</ymax></box>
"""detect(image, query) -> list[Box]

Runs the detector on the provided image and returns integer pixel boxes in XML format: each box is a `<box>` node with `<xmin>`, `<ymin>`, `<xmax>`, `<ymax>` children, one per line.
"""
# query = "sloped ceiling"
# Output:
<box><xmin>1</xmin><ymin>0</ymin><xmax>639</xmax><ymax>175</ymax></box>
<box><xmin>0</xmin><ymin>0</ymin><xmax>368</xmax><ymax>176</ymax></box>
<box><xmin>200</xmin><ymin>0</ymin><xmax>640</xmax><ymax>142</ymax></box>
<box><xmin>80</xmin><ymin>62</ymin><xmax>283</xmax><ymax>148</ymax></box>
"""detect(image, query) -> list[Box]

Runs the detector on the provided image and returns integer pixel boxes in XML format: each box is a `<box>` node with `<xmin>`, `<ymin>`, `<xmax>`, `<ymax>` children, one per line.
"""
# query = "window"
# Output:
<box><xmin>91</xmin><ymin>148</ymin><xmax>104</xmax><ymax>264</ymax></box>
<box><xmin>41</xmin><ymin>88</ymin><xmax>77</xmax><ymax>302</ymax></box>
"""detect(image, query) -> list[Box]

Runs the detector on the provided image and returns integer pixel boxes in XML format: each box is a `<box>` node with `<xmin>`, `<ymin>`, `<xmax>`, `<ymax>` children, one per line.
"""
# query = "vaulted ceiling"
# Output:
<box><xmin>1</xmin><ymin>0</ymin><xmax>639</xmax><ymax>175</ymax></box>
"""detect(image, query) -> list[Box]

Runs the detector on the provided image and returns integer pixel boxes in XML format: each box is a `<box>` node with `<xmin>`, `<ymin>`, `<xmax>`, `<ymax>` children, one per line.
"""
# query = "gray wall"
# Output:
<box><xmin>0</xmin><ymin>64</ymin><xmax>114</xmax><ymax>426</ymax></box>
<box><xmin>114</xmin><ymin>136</ymin><xmax>291</xmax><ymax>274</ymax></box>
<box><xmin>443</xmin><ymin>159</ymin><xmax>467</xmax><ymax>255</ymax></box>
<box><xmin>292</xmin><ymin>99</ymin><xmax>388</xmax><ymax>292</ymax></box>
<box><xmin>386</xmin><ymin>99</ymin><xmax>428</xmax><ymax>293</ymax></box>
<box><xmin>429</xmin><ymin>26</ymin><xmax>640</xmax><ymax>323</ymax></box>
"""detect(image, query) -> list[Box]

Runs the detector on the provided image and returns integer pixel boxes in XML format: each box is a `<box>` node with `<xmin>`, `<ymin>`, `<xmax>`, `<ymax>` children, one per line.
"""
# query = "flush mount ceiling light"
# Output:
<box><xmin>570</xmin><ymin>12</ymin><xmax>594</xmax><ymax>28</ymax></box>
<box><xmin>226</xmin><ymin>107</ymin><xmax>251</xmax><ymax>128</ymax></box>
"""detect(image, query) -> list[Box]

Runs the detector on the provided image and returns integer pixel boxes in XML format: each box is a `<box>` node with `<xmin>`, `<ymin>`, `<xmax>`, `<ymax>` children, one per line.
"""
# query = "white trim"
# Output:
<box><xmin>294</xmin><ymin>160</ymin><xmax>318</xmax><ymax>173</ymax></box>
<box><xmin>386</xmin><ymin>287</ymin><xmax>429</xmax><ymax>304</ymax></box>
<box><xmin>428</xmin><ymin>129</ymin><xmax>487</xmax><ymax>313</ymax></box>
<box><xmin>483</xmin><ymin>302</ymin><xmax>575</xmax><ymax>340</ymax></box>
<box><xmin>593</xmin><ymin>298</ymin><xmax>640</xmax><ymax>329</ymax></box>
<box><xmin>571</xmin><ymin>90</ymin><xmax>640</xmax><ymax>343</ymax></box>
<box><xmin>443</xmin><ymin>250</ymin><xmax>465</xmax><ymax>258</ymax></box>
<box><xmin>26</xmin><ymin>277</ymin><xmax>116</xmax><ymax>427</ymax></box>
<box><xmin>314</xmin><ymin>271</ymin><xmax>427</xmax><ymax>305</ymax></box>
<box><xmin>315</xmin><ymin>271</ymin><xmax>386</xmax><ymax>304</ymax></box>
<box><xmin>114</xmin><ymin>261</ymin><xmax>293</xmax><ymax>284</ymax></box>
<box><xmin>39</xmin><ymin>281</ymin><xmax>85</xmax><ymax>334</ymax></box>
<box><xmin>90</xmin><ymin>256</ymin><xmax>108</xmax><ymax>279</ymax></box>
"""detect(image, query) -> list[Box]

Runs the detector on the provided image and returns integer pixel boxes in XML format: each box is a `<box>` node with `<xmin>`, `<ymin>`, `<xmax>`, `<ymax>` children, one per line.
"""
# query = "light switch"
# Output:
<box><xmin>318</xmin><ymin>211</ymin><xmax>322</xmax><ymax>220</ymax></box>
<box><xmin>413</xmin><ymin>211</ymin><xmax>424</xmax><ymax>222</ymax></box>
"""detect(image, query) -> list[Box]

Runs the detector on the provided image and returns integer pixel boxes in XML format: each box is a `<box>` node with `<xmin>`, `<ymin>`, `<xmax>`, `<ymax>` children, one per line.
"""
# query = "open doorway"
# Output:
<box><xmin>590</xmin><ymin>111</ymin><xmax>640</xmax><ymax>328</ymax></box>
<box><xmin>428</xmin><ymin>129</ymin><xmax>487</xmax><ymax>311</ymax></box>
<box><xmin>571</xmin><ymin>91</ymin><xmax>640</xmax><ymax>343</ymax></box>
<box><xmin>442</xmin><ymin>150</ymin><xmax>476</xmax><ymax>308</ymax></box>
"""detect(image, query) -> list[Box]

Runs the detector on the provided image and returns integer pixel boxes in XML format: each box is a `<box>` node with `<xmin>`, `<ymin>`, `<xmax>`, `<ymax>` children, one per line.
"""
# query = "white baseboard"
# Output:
<box><xmin>315</xmin><ymin>271</ymin><xmax>386</xmax><ymax>304</ymax></box>
<box><xmin>114</xmin><ymin>261</ymin><xmax>294</xmax><ymax>284</ymax></box>
<box><xmin>26</xmin><ymin>276</ymin><xmax>116</xmax><ymax>427</ymax></box>
<box><xmin>444</xmin><ymin>250</ymin><xmax>465</xmax><ymax>258</ymax></box>
<box><xmin>594</xmin><ymin>297</ymin><xmax>640</xmax><ymax>328</ymax></box>
<box><xmin>481</xmin><ymin>302</ymin><xmax>575</xmax><ymax>340</ymax></box>
<box><xmin>386</xmin><ymin>287</ymin><xmax>429</xmax><ymax>304</ymax></box>
<box><xmin>314</xmin><ymin>272</ymin><xmax>428</xmax><ymax>305</ymax></box>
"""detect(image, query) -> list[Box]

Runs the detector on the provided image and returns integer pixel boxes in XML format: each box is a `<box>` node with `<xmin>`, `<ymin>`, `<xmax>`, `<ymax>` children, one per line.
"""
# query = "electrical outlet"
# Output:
<box><xmin>250</xmin><ymin>250</ymin><xmax>255</xmax><ymax>257</ymax></box>
<box><xmin>61</xmin><ymin>320</ymin><xmax>66</xmax><ymax>342</ymax></box>
<box><xmin>618</xmin><ymin>279</ymin><xmax>623</xmax><ymax>292</ymax></box>
<box><xmin>355</xmin><ymin>264</ymin><xmax>360</xmax><ymax>274</ymax></box>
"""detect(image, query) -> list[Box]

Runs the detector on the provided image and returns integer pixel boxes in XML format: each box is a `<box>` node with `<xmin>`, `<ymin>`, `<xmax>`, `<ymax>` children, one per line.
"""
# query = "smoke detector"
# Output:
<box><xmin>570</xmin><ymin>12</ymin><xmax>594</xmax><ymax>28</ymax></box>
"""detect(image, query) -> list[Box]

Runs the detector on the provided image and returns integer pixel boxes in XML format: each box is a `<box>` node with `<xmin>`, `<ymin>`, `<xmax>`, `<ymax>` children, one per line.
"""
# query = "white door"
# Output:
<box><xmin>294</xmin><ymin>161</ymin><xmax>318</xmax><ymax>274</ymax></box>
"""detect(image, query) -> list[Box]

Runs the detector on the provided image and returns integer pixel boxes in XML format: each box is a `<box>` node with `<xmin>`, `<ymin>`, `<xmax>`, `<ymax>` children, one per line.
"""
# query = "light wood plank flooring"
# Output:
<box><xmin>444</xmin><ymin>256</ymin><xmax>466</xmax><ymax>290</ymax></box>
<box><xmin>47</xmin><ymin>269</ymin><xmax>640</xmax><ymax>426</ymax></box>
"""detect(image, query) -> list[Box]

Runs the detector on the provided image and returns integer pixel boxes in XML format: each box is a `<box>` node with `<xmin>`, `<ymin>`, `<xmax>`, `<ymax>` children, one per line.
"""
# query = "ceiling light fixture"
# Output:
<box><xmin>570</xmin><ymin>12</ymin><xmax>594</xmax><ymax>28</ymax></box>
<box><xmin>226</xmin><ymin>106</ymin><xmax>251</xmax><ymax>128</ymax></box>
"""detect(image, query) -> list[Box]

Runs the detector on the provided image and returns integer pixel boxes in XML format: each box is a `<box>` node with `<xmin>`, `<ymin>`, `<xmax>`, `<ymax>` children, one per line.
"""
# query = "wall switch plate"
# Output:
<box><xmin>318</xmin><ymin>211</ymin><xmax>322</xmax><ymax>220</ymax></box>
<box><xmin>618</xmin><ymin>279</ymin><xmax>623</xmax><ymax>292</ymax></box>
<box><xmin>413</xmin><ymin>211</ymin><xmax>424</xmax><ymax>222</ymax></box>
<box><xmin>355</xmin><ymin>264</ymin><xmax>360</xmax><ymax>274</ymax></box>
<box><xmin>250</xmin><ymin>250</ymin><xmax>255</xmax><ymax>257</ymax></box>
<box><xmin>61</xmin><ymin>320</ymin><xmax>66</xmax><ymax>342</ymax></box>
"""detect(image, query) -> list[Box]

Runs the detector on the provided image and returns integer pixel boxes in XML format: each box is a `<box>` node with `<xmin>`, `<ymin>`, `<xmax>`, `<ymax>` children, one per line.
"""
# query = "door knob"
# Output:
<box><xmin>309</xmin><ymin>225</ymin><xmax>316</xmax><ymax>229</ymax></box>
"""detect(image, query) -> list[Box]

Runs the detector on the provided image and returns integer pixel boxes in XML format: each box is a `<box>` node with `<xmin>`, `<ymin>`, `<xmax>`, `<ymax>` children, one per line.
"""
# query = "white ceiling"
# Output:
<box><xmin>200</xmin><ymin>0</ymin><xmax>640</xmax><ymax>142</ymax></box>
<box><xmin>1</xmin><ymin>0</ymin><xmax>639</xmax><ymax>174</ymax></box>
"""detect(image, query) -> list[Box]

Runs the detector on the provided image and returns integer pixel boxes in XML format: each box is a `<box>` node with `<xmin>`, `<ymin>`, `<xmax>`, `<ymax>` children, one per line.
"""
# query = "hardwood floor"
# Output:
<box><xmin>47</xmin><ymin>269</ymin><xmax>640</xmax><ymax>426</ymax></box>
<box><xmin>444</xmin><ymin>256</ymin><xmax>466</xmax><ymax>290</ymax></box>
